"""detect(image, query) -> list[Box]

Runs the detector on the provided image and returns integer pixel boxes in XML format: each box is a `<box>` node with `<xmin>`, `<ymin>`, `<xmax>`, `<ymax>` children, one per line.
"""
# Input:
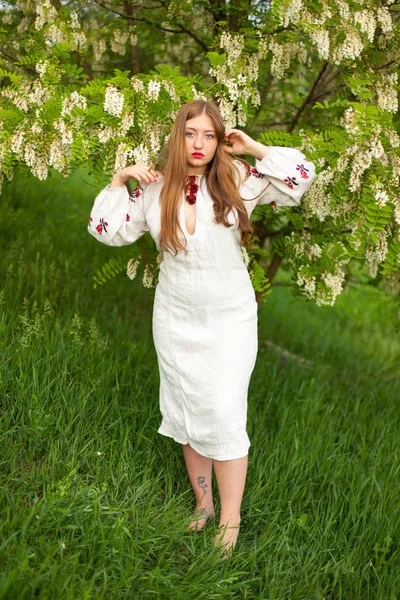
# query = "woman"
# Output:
<box><xmin>88</xmin><ymin>100</ymin><xmax>315</xmax><ymax>555</ymax></box>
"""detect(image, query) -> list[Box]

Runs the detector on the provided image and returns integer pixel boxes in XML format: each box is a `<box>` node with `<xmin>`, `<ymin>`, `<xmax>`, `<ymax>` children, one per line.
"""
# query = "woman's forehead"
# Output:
<box><xmin>185</xmin><ymin>114</ymin><xmax>216</xmax><ymax>131</ymax></box>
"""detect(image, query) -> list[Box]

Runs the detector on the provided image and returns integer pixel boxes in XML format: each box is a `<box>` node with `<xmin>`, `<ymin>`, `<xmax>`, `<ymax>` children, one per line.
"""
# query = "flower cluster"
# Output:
<box><xmin>35</xmin><ymin>0</ymin><xmax>58</xmax><ymax>31</ymax></box>
<box><xmin>127</xmin><ymin>258</ymin><xmax>140</xmax><ymax>280</ymax></box>
<box><xmin>104</xmin><ymin>86</ymin><xmax>124</xmax><ymax>117</ymax></box>
<box><xmin>208</xmin><ymin>32</ymin><xmax>264</xmax><ymax>127</ymax></box>
<box><xmin>376</xmin><ymin>73</ymin><xmax>398</xmax><ymax>114</ymax></box>
<box><xmin>61</xmin><ymin>92</ymin><xmax>87</xmax><ymax>116</ymax></box>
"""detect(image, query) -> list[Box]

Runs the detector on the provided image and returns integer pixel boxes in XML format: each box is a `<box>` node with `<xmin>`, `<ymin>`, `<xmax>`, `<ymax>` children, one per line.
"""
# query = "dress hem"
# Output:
<box><xmin>157</xmin><ymin>425</ymin><xmax>250</xmax><ymax>461</ymax></box>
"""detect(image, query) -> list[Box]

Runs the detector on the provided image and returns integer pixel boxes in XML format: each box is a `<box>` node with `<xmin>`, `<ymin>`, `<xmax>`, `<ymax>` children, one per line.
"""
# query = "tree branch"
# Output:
<box><xmin>287</xmin><ymin>62</ymin><xmax>329</xmax><ymax>133</ymax></box>
<box><xmin>0</xmin><ymin>47</ymin><xmax>36</xmax><ymax>76</ymax></box>
<box><xmin>91</xmin><ymin>0</ymin><xmax>209</xmax><ymax>52</ymax></box>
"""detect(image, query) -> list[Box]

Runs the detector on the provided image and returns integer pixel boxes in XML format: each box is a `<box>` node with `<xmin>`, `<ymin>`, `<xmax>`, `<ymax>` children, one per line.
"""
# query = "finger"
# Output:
<box><xmin>223</xmin><ymin>145</ymin><xmax>234</xmax><ymax>153</ymax></box>
<box><xmin>225</xmin><ymin>128</ymin><xmax>241</xmax><ymax>138</ymax></box>
<box><xmin>135</xmin><ymin>166</ymin><xmax>154</xmax><ymax>183</ymax></box>
<box><xmin>149</xmin><ymin>168</ymin><xmax>159</xmax><ymax>181</ymax></box>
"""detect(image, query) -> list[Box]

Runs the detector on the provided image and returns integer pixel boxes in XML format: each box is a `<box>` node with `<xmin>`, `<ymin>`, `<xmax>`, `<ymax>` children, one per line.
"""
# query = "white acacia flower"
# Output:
<box><xmin>35</xmin><ymin>0</ymin><xmax>58</xmax><ymax>31</ymax></box>
<box><xmin>376</xmin><ymin>73</ymin><xmax>398</xmax><ymax>114</ymax></box>
<box><xmin>53</xmin><ymin>119</ymin><xmax>74</xmax><ymax>145</ymax></box>
<box><xmin>72</xmin><ymin>31</ymin><xmax>87</xmax><ymax>50</ymax></box>
<box><xmin>31</xmin><ymin>158</ymin><xmax>48</xmax><ymax>181</ymax></box>
<box><xmin>336</xmin><ymin>0</ymin><xmax>350</xmax><ymax>20</ymax></box>
<box><xmin>142</xmin><ymin>263</ymin><xmax>155</xmax><ymax>288</ymax></box>
<box><xmin>92</xmin><ymin>39</ymin><xmax>106</xmax><ymax>63</ymax></box>
<box><xmin>394</xmin><ymin>198</ymin><xmax>400</xmax><ymax>225</ymax></box>
<box><xmin>219</xmin><ymin>32</ymin><xmax>244</xmax><ymax>66</ymax></box>
<box><xmin>11</xmin><ymin>130</ymin><xmax>25</xmax><ymax>154</ymax></box>
<box><xmin>45</xmin><ymin>24</ymin><xmax>64</xmax><ymax>46</ymax></box>
<box><xmin>70</xmin><ymin>11</ymin><xmax>81</xmax><ymax>30</ymax></box>
<box><xmin>349</xmin><ymin>150</ymin><xmax>373</xmax><ymax>191</ymax></box>
<box><xmin>147</xmin><ymin>80</ymin><xmax>161</xmax><ymax>101</ymax></box>
<box><xmin>297</xmin><ymin>272</ymin><xmax>317</xmax><ymax>298</ymax></box>
<box><xmin>331</xmin><ymin>29</ymin><xmax>364</xmax><ymax>64</ymax></box>
<box><xmin>310</xmin><ymin>29</ymin><xmax>330</xmax><ymax>60</ymax></box>
<box><xmin>313</xmin><ymin>270</ymin><xmax>345</xmax><ymax>306</ymax></box>
<box><xmin>190</xmin><ymin>85</ymin><xmax>207</xmax><ymax>102</ymax></box>
<box><xmin>354</xmin><ymin>9</ymin><xmax>376</xmax><ymax>43</ymax></box>
<box><xmin>308</xmin><ymin>244</ymin><xmax>323</xmax><ymax>259</ymax></box>
<box><xmin>2</xmin><ymin>89</ymin><xmax>29</xmax><ymax>112</ymax></box>
<box><xmin>132</xmin><ymin>144</ymin><xmax>150</xmax><ymax>165</ymax></box>
<box><xmin>280</xmin><ymin>0</ymin><xmax>304</xmax><ymax>27</ymax></box>
<box><xmin>49</xmin><ymin>138</ymin><xmax>63</xmax><ymax>168</ymax></box>
<box><xmin>127</xmin><ymin>258</ymin><xmax>140</xmax><ymax>280</ymax></box>
<box><xmin>384</xmin><ymin>128</ymin><xmax>400</xmax><ymax>148</ymax></box>
<box><xmin>111</xmin><ymin>30</ymin><xmax>129</xmax><ymax>55</ymax></box>
<box><xmin>131</xmin><ymin>78</ymin><xmax>145</xmax><ymax>93</ymax></box>
<box><xmin>150</xmin><ymin>131</ymin><xmax>161</xmax><ymax>154</ymax></box>
<box><xmin>369</xmin><ymin>136</ymin><xmax>385</xmax><ymax>160</ymax></box>
<box><xmin>104</xmin><ymin>86</ymin><xmax>124</xmax><ymax>117</ymax></box>
<box><xmin>376</xmin><ymin>6</ymin><xmax>393</xmax><ymax>33</ymax></box>
<box><xmin>114</xmin><ymin>143</ymin><xmax>129</xmax><ymax>172</ymax></box>
<box><xmin>217</xmin><ymin>96</ymin><xmax>236</xmax><ymax>130</ymax></box>
<box><xmin>28</xmin><ymin>81</ymin><xmax>48</xmax><ymax>106</ymax></box>
<box><xmin>119</xmin><ymin>112</ymin><xmax>135</xmax><ymax>135</ymax></box>
<box><xmin>36</xmin><ymin>60</ymin><xmax>48</xmax><ymax>78</ymax></box>
<box><xmin>240</xmin><ymin>246</ymin><xmax>251</xmax><ymax>267</ymax></box>
<box><xmin>61</xmin><ymin>91</ymin><xmax>87</xmax><ymax>116</ymax></box>
<box><xmin>97</xmin><ymin>126</ymin><xmax>114</xmax><ymax>144</ymax></box>
<box><xmin>303</xmin><ymin>169</ymin><xmax>334</xmax><ymax>221</ymax></box>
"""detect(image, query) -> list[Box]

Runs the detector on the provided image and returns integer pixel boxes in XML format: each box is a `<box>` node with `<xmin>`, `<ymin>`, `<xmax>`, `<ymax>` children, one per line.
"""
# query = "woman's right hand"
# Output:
<box><xmin>110</xmin><ymin>164</ymin><xmax>159</xmax><ymax>188</ymax></box>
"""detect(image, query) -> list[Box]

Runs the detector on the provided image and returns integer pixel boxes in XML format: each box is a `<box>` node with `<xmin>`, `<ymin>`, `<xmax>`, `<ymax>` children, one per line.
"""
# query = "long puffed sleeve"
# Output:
<box><xmin>238</xmin><ymin>147</ymin><xmax>316</xmax><ymax>210</ymax></box>
<box><xmin>88</xmin><ymin>183</ymin><xmax>149</xmax><ymax>246</ymax></box>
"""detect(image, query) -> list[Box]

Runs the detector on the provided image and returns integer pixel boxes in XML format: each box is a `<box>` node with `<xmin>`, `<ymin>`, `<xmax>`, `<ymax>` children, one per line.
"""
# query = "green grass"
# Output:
<box><xmin>0</xmin><ymin>169</ymin><xmax>399</xmax><ymax>599</ymax></box>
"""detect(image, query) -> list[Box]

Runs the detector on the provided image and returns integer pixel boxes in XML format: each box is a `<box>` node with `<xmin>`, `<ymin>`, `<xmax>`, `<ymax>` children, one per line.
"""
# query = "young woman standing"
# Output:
<box><xmin>88</xmin><ymin>100</ymin><xmax>315</xmax><ymax>555</ymax></box>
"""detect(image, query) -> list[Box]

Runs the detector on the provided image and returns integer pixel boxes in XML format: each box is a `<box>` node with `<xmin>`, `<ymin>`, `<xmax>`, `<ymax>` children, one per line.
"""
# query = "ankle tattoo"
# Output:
<box><xmin>197</xmin><ymin>475</ymin><xmax>208</xmax><ymax>494</ymax></box>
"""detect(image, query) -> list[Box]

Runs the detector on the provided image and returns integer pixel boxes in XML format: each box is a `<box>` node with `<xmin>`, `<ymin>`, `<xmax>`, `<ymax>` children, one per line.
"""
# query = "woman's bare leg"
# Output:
<box><xmin>182</xmin><ymin>444</ymin><xmax>215</xmax><ymax>531</ymax></box>
<box><xmin>213</xmin><ymin>455</ymin><xmax>248</xmax><ymax>554</ymax></box>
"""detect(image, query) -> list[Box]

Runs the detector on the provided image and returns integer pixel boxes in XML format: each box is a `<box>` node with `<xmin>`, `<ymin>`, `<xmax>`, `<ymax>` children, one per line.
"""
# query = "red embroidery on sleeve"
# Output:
<box><xmin>284</xmin><ymin>176</ymin><xmax>299</xmax><ymax>190</ymax></box>
<box><xmin>296</xmin><ymin>164</ymin><xmax>310</xmax><ymax>179</ymax></box>
<box><xmin>250</xmin><ymin>167</ymin><xmax>265</xmax><ymax>179</ymax></box>
<box><xmin>129</xmin><ymin>186</ymin><xmax>142</xmax><ymax>202</ymax></box>
<box><xmin>96</xmin><ymin>218</ymin><xmax>108</xmax><ymax>234</ymax></box>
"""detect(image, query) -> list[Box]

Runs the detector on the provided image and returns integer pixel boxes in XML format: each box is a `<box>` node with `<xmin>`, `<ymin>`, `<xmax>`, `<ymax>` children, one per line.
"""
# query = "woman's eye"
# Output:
<box><xmin>206</xmin><ymin>134</ymin><xmax>214</xmax><ymax>139</ymax></box>
<box><xmin>185</xmin><ymin>132</ymin><xmax>193</xmax><ymax>137</ymax></box>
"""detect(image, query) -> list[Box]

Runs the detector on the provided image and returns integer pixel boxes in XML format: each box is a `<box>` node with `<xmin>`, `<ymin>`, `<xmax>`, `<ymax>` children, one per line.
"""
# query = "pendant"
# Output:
<box><xmin>185</xmin><ymin>175</ymin><xmax>199</xmax><ymax>205</ymax></box>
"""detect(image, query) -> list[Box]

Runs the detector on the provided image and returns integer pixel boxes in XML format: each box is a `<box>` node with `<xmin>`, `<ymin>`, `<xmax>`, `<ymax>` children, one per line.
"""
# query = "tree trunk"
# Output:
<box><xmin>208</xmin><ymin>0</ymin><xmax>227</xmax><ymax>33</ymax></box>
<box><xmin>124</xmin><ymin>1</ymin><xmax>141</xmax><ymax>74</ymax></box>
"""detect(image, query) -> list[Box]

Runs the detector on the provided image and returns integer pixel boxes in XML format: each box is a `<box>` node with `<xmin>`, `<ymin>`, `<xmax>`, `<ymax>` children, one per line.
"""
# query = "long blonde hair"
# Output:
<box><xmin>156</xmin><ymin>100</ymin><xmax>254</xmax><ymax>255</ymax></box>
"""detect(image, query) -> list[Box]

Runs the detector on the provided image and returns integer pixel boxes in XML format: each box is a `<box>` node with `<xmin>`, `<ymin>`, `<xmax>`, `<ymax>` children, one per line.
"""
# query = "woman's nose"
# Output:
<box><xmin>194</xmin><ymin>136</ymin><xmax>203</xmax><ymax>148</ymax></box>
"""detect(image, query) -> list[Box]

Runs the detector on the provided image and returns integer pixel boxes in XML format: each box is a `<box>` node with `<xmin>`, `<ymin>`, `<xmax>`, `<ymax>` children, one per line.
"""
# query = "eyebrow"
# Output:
<box><xmin>185</xmin><ymin>127</ymin><xmax>216</xmax><ymax>133</ymax></box>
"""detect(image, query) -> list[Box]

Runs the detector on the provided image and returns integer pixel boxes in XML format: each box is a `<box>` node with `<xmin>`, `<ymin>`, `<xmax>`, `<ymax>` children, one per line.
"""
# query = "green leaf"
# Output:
<box><xmin>206</xmin><ymin>52</ymin><xmax>226</xmax><ymax>67</ymax></box>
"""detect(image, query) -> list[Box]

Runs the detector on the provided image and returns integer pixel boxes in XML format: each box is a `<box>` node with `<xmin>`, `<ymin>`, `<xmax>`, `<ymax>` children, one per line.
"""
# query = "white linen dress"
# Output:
<box><xmin>88</xmin><ymin>147</ymin><xmax>315</xmax><ymax>460</ymax></box>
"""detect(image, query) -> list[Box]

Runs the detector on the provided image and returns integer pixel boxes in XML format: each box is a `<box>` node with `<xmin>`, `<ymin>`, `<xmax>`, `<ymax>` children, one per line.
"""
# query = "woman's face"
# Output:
<box><xmin>184</xmin><ymin>113</ymin><xmax>219</xmax><ymax>175</ymax></box>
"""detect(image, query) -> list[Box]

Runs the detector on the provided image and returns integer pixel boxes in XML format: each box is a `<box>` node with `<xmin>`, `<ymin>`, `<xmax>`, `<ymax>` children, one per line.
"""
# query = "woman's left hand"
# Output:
<box><xmin>223</xmin><ymin>129</ymin><xmax>268</xmax><ymax>160</ymax></box>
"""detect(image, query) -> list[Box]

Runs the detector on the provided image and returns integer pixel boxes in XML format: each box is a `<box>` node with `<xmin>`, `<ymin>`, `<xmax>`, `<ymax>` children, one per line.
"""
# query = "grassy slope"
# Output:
<box><xmin>0</xmin><ymin>169</ymin><xmax>399</xmax><ymax>599</ymax></box>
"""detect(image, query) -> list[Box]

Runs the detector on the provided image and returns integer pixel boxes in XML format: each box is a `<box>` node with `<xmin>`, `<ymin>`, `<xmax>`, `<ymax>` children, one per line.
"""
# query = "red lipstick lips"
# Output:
<box><xmin>192</xmin><ymin>153</ymin><xmax>204</xmax><ymax>157</ymax></box>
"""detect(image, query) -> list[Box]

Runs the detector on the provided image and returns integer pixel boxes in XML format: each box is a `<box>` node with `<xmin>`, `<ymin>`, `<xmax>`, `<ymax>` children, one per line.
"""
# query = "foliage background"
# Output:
<box><xmin>0</xmin><ymin>0</ymin><xmax>399</xmax><ymax>306</ymax></box>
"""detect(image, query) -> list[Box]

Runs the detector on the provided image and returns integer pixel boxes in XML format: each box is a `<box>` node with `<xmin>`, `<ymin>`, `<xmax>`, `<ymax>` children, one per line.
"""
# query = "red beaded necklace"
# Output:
<box><xmin>185</xmin><ymin>175</ymin><xmax>200</xmax><ymax>205</ymax></box>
